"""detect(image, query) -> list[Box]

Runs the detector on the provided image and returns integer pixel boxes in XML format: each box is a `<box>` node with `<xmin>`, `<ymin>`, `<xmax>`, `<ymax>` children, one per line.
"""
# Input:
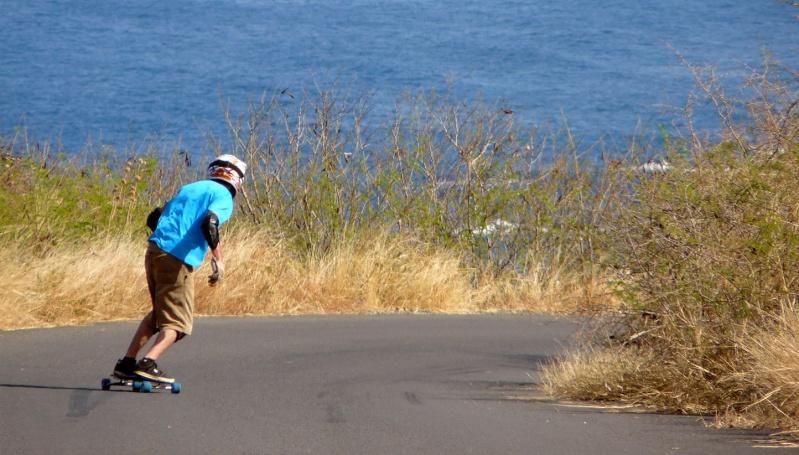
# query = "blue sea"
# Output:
<box><xmin>1</xmin><ymin>0</ymin><xmax>797</xmax><ymax>153</ymax></box>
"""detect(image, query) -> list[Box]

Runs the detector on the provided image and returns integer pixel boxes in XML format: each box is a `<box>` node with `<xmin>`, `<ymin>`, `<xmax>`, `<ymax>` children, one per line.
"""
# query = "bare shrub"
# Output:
<box><xmin>0</xmin><ymin>80</ymin><xmax>623</xmax><ymax>328</ymax></box>
<box><xmin>545</xmin><ymin>57</ymin><xmax>799</xmax><ymax>431</ymax></box>
<box><xmin>213</xmin><ymin>80</ymin><xmax>623</xmax><ymax>311</ymax></box>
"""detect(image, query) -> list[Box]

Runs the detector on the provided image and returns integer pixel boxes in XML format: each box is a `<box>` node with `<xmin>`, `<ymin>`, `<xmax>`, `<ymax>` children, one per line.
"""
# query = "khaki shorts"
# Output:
<box><xmin>143</xmin><ymin>242</ymin><xmax>195</xmax><ymax>337</ymax></box>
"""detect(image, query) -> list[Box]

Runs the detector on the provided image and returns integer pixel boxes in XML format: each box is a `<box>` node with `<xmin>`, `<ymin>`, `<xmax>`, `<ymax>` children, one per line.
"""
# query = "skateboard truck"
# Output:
<box><xmin>101</xmin><ymin>374</ymin><xmax>182</xmax><ymax>393</ymax></box>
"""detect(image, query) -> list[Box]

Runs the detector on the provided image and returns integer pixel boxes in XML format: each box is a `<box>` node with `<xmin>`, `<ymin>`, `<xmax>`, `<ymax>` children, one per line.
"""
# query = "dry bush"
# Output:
<box><xmin>545</xmin><ymin>309</ymin><xmax>799</xmax><ymax>429</ymax></box>
<box><xmin>218</xmin><ymin>81</ymin><xmax>621</xmax><ymax>284</ymax></box>
<box><xmin>545</xmin><ymin>57</ymin><xmax>799</xmax><ymax>432</ymax></box>
<box><xmin>544</xmin><ymin>324</ymin><xmax>751</xmax><ymax>415</ymax></box>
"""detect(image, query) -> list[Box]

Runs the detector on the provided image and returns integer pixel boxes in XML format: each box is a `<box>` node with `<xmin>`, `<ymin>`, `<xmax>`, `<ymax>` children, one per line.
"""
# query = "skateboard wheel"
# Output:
<box><xmin>101</xmin><ymin>378</ymin><xmax>111</xmax><ymax>390</ymax></box>
<box><xmin>133</xmin><ymin>381</ymin><xmax>143</xmax><ymax>392</ymax></box>
<box><xmin>140</xmin><ymin>381</ymin><xmax>152</xmax><ymax>393</ymax></box>
<box><xmin>171</xmin><ymin>382</ymin><xmax>181</xmax><ymax>394</ymax></box>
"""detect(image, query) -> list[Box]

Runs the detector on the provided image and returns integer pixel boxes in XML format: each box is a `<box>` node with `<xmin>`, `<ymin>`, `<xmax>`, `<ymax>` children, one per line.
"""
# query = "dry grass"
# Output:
<box><xmin>543</xmin><ymin>311</ymin><xmax>799</xmax><ymax>430</ymax></box>
<box><xmin>198</xmin><ymin>228</ymin><xmax>478</xmax><ymax>316</ymax></box>
<box><xmin>480</xmin><ymin>263</ymin><xmax>616</xmax><ymax>315</ymax></box>
<box><xmin>0</xmin><ymin>227</ymin><xmax>605</xmax><ymax>330</ymax></box>
<box><xmin>542</xmin><ymin>341</ymin><xmax>726</xmax><ymax>415</ymax></box>
<box><xmin>0</xmin><ymin>239</ymin><xmax>150</xmax><ymax>330</ymax></box>
<box><xmin>194</xmin><ymin>227</ymin><xmax>616</xmax><ymax>316</ymax></box>
<box><xmin>724</xmin><ymin>314</ymin><xmax>799</xmax><ymax>431</ymax></box>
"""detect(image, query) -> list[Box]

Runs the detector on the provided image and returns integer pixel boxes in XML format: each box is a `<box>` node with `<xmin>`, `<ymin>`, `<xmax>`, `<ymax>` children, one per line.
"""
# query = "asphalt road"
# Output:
<box><xmin>0</xmin><ymin>314</ymin><xmax>776</xmax><ymax>454</ymax></box>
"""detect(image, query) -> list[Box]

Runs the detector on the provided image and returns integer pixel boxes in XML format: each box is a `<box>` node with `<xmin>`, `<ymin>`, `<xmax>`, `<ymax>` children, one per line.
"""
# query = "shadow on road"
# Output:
<box><xmin>0</xmin><ymin>382</ymin><xmax>99</xmax><ymax>392</ymax></box>
<box><xmin>1</xmin><ymin>383</ymin><xmax>116</xmax><ymax>418</ymax></box>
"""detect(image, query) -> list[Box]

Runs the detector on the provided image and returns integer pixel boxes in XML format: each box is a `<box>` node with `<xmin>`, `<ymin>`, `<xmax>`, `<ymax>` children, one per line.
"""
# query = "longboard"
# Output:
<box><xmin>101</xmin><ymin>374</ymin><xmax>182</xmax><ymax>393</ymax></box>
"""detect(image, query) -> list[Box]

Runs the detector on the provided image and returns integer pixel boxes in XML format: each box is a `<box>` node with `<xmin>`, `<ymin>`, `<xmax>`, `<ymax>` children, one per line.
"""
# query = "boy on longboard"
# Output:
<box><xmin>111</xmin><ymin>155</ymin><xmax>247</xmax><ymax>383</ymax></box>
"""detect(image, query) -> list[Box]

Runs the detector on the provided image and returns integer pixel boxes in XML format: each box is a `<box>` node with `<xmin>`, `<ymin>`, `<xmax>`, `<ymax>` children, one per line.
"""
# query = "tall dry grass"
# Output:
<box><xmin>544</xmin><ymin>311</ymin><xmax>799</xmax><ymax>431</ymax></box>
<box><xmin>0</xmin><ymin>239</ymin><xmax>149</xmax><ymax>330</ymax></box>
<box><xmin>198</xmin><ymin>228</ymin><xmax>477</xmax><ymax>315</ymax></box>
<box><xmin>0</xmin><ymin>226</ymin><xmax>605</xmax><ymax>330</ymax></box>
<box><xmin>733</xmin><ymin>313</ymin><xmax>799</xmax><ymax>432</ymax></box>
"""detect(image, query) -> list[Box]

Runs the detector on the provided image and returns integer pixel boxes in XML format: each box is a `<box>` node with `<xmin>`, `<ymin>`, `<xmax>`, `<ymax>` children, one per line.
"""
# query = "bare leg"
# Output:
<box><xmin>142</xmin><ymin>328</ymin><xmax>178</xmax><ymax>361</ymax></box>
<box><xmin>124</xmin><ymin>318</ymin><xmax>156</xmax><ymax>358</ymax></box>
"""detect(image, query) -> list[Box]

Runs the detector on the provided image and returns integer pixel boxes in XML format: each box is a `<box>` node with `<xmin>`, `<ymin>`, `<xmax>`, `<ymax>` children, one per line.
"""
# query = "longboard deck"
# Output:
<box><xmin>101</xmin><ymin>374</ymin><xmax>182</xmax><ymax>393</ymax></box>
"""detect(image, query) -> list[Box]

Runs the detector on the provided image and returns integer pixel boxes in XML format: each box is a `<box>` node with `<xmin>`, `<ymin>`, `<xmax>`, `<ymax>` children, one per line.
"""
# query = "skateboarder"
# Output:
<box><xmin>111</xmin><ymin>154</ymin><xmax>247</xmax><ymax>383</ymax></box>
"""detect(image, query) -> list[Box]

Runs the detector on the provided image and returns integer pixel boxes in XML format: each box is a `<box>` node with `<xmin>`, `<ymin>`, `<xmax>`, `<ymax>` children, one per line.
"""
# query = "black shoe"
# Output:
<box><xmin>113</xmin><ymin>357</ymin><xmax>138</xmax><ymax>379</ymax></box>
<box><xmin>134</xmin><ymin>357</ymin><xmax>175</xmax><ymax>383</ymax></box>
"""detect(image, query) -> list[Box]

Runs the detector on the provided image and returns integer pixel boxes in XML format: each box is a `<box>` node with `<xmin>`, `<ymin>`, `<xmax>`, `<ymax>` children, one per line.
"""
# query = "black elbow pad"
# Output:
<box><xmin>201</xmin><ymin>211</ymin><xmax>220</xmax><ymax>249</ymax></box>
<box><xmin>146</xmin><ymin>207</ymin><xmax>162</xmax><ymax>232</ymax></box>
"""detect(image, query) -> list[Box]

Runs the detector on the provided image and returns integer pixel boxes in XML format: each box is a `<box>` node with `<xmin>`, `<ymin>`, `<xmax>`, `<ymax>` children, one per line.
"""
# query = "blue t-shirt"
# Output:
<box><xmin>149</xmin><ymin>180</ymin><xmax>234</xmax><ymax>268</ymax></box>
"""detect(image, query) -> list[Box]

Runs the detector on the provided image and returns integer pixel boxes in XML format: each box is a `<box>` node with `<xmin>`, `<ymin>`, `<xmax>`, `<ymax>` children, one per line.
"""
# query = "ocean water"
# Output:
<box><xmin>1</xmin><ymin>0</ymin><xmax>797</xmax><ymax>153</ymax></box>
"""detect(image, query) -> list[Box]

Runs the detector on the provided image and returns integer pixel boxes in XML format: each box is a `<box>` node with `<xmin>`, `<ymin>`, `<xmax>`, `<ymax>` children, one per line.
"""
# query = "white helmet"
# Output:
<box><xmin>208</xmin><ymin>154</ymin><xmax>247</xmax><ymax>195</ymax></box>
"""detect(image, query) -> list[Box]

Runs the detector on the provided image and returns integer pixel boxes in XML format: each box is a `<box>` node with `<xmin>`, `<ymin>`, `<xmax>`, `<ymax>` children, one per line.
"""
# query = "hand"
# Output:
<box><xmin>208</xmin><ymin>258</ymin><xmax>225</xmax><ymax>287</ymax></box>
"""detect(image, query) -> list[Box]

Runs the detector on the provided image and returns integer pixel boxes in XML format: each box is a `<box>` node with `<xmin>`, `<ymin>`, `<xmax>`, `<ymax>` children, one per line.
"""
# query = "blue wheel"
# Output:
<box><xmin>140</xmin><ymin>381</ymin><xmax>152</xmax><ymax>393</ymax></box>
<box><xmin>171</xmin><ymin>382</ymin><xmax>181</xmax><ymax>394</ymax></box>
<box><xmin>101</xmin><ymin>378</ymin><xmax>111</xmax><ymax>390</ymax></box>
<box><xmin>132</xmin><ymin>381</ymin><xmax>143</xmax><ymax>392</ymax></box>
